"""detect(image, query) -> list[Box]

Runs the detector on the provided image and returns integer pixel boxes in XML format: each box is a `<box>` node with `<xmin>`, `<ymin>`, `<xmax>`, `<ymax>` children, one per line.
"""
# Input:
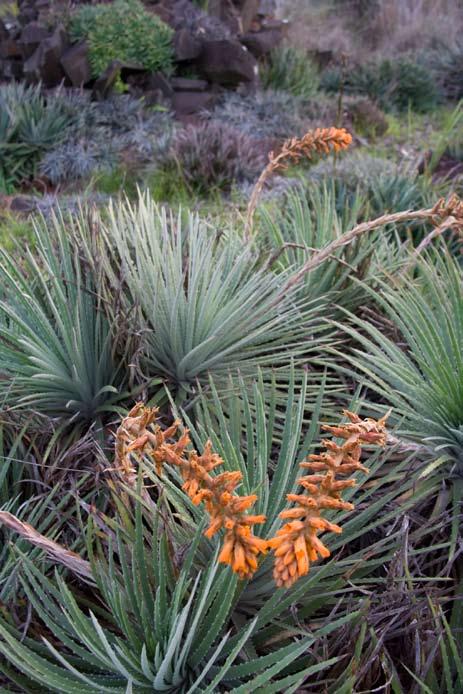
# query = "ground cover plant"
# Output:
<box><xmin>0</xmin><ymin>1</ymin><xmax>463</xmax><ymax>690</ymax></box>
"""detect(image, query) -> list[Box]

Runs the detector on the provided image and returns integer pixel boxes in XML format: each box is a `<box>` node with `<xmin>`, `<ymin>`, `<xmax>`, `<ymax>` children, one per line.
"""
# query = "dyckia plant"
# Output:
<box><xmin>0</xmin><ymin>214</ymin><xmax>124</xmax><ymax>429</ymax></box>
<box><xmin>334</xmin><ymin>248</ymin><xmax>463</xmax><ymax>468</ymax></box>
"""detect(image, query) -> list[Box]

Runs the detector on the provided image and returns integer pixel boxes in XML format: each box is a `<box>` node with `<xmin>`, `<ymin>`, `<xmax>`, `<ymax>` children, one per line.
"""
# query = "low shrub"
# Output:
<box><xmin>70</xmin><ymin>0</ymin><xmax>174</xmax><ymax>78</ymax></box>
<box><xmin>0</xmin><ymin>84</ymin><xmax>72</xmax><ymax>191</ymax></box>
<box><xmin>345</xmin><ymin>97</ymin><xmax>388</xmax><ymax>138</ymax></box>
<box><xmin>427</xmin><ymin>45</ymin><xmax>463</xmax><ymax>101</ymax></box>
<box><xmin>261</xmin><ymin>45</ymin><xmax>319</xmax><ymax>100</ymax></box>
<box><xmin>308</xmin><ymin>152</ymin><xmax>432</xmax><ymax>219</ymax></box>
<box><xmin>159</xmin><ymin>121</ymin><xmax>265</xmax><ymax>195</ymax></box>
<box><xmin>0</xmin><ymin>215</ymin><xmax>125</xmax><ymax>429</ymax></box>
<box><xmin>39</xmin><ymin>92</ymin><xmax>173</xmax><ymax>185</ymax></box>
<box><xmin>322</xmin><ymin>58</ymin><xmax>439</xmax><ymax>113</ymax></box>
<box><xmin>207</xmin><ymin>89</ymin><xmax>307</xmax><ymax>140</ymax></box>
<box><xmin>338</xmin><ymin>250</ymin><xmax>463</xmax><ymax>465</ymax></box>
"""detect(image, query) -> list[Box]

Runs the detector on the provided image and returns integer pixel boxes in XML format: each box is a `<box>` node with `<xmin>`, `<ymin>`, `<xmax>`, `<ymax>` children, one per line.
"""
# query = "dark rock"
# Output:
<box><xmin>24</xmin><ymin>25</ymin><xmax>68</xmax><ymax>86</ymax></box>
<box><xmin>143</xmin><ymin>89</ymin><xmax>171</xmax><ymax>107</ymax></box>
<box><xmin>170</xmin><ymin>0</ymin><xmax>232</xmax><ymax>39</ymax></box>
<box><xmin>1</xmin><ymin>58</ymin><xmax>24</xmax><ymax>80</ymax></box>
<box><xmin>150</xmin><ymin>3</ymin><xmax>173</xmax><ymax>26</ymax></box>
<box><xmin>199</xmin><ymin>39</ymin><xmax>258</xmax><ymax>85</ymax></box>
<box><xmin>208</xmin><ymin>0</ymin><xmax>240</xmax><ymax>33</ymax></box>
<box><xmin>92</xmin><ymin>60</ymin><xmax>145</xmax><ymax>98</ymax></box>
<box><xmin>173</xmin><ymin>28</ymin><xmax>203</xmax><ymax>61</ymax></box>
<box><xmin>172</xmin><ymin>90</ymin><xmax>218</xmax><ymax>115</ymax></box>
<box><xmin>18</xmin><ymin>8</ymin><xmax>38</xmax><ymax>26</ymax></box>
<box><xmin>171</xmin><ymin>77</ymin><xmax>208</xmax><ymax>92</ymax></box>
<box><xmin>146</xmin><ymin>71</ymin><xmax>174</xmax><ymax>97</ymax></box>
<box><xmin>10</xmin><ymin>195</ymin><xmax>37</xmax><ymax>214</ymax></box>
<box><xmin>119</xmin><ymin>63</ymin><xmax>147</xmax><ymax>80</ymax></box>
<box><xmin>92</xmin><ymin>61</ymin><xmax>125</xmax><ymax>98</ymax></box>
<box><xmin>19</xmin><ymin>21</ymin><xmax>48</xmax><ymax>59</ymax></box>
<box><xmin>241</xmin><ymin>28</ymin><xmax>283</xmax><ymax>57</ymax></box>
<box><xmin>308</xmin><ymin>49</ymin><xmax>334</xmax><ymax>71</ymax></box>
<box><xmin>0</xmin><ymin>20</ymin><xmax>8</xmax><ymax>42</ymax></box>
<box><xmin>0</xmin><ymin>39</ymin><xmax>22</xmax><ymax>59</ymax></box>
<box><xmin>60</xmin><ymin>41</ymin><xmax>92</xmax><ymax>86</ymax></box>
<box><xmin>234</xmin><ymin>0</ymin><xmax>259</xmax><ymax>33</ymax></box>
<box><xmin>41</xmin><ymin>26</ymin><xmax>69</xmax><ymax>84</ymax></box>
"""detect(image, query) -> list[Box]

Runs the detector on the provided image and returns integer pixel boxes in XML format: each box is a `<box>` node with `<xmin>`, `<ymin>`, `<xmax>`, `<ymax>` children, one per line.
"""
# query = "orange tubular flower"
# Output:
<box><xmin>113</xmin><ymin>404</ymin><xmax>267</xmax><ymax>580</ymax></box>
<box><xmin>268</xmin><ymin>410</ymin><xmax>389</xmax><ymax>589</ymax></box>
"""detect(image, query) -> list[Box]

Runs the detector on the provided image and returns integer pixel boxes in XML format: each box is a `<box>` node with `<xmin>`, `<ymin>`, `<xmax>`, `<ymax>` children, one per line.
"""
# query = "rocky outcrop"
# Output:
<box><xmin>0</xmin><ymin>0</ymin><xmax>288</xmax><ymax>116</ymax></box>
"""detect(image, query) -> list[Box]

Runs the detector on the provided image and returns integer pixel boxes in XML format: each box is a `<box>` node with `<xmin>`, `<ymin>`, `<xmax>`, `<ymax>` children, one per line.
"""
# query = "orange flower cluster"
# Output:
<box><xmin>268</xmin><ymin>410</ymin><xmax>389</xmax><ymax>588</ymax></box>
<box><xmin>431</xmin><ymin>192</ymin><xmax>463</xmax><ymax>226</ymax></box>
<box><xmin>114</xmin><ymin>403</ymin><xmax>267</xmax><ymax>579</ymax></box>
<box><xmin>275</xmin><ymin>127</ymin><xmax>353</xmax><ymax>170</ymax></box>
<box><xmin>244</xmin><ymin>126</ymin><xmax>352</xmax><ymax>238</ymax></box>
<box><xmin>115</xmin><ymin>405</ymin><xmax>387</xmax><ymax>587</ymax></box>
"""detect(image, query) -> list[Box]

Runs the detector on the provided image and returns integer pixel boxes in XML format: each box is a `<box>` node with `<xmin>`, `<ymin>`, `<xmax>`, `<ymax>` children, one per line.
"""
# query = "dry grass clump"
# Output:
<box><xmin>281</xmin><ymin>0</ymin><xmax>463</xmax><ymax>60</ymax></box>
<box><xmin>369</xmin><ymin>0</ymin><xmax>463</xmax><ymax>55</ymax></box>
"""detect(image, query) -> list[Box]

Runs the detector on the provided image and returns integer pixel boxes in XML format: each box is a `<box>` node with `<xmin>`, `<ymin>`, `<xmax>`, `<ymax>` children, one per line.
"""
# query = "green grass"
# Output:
<box><xmin>0</xmin><ymin>214</ymin><xmax>34</xmax><ymax>252</ymax></box>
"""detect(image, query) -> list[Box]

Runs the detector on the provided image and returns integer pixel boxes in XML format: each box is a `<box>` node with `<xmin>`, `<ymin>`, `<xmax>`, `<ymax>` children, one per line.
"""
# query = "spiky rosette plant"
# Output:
<box><xmin>0</xmin><ymin>212</ymin><xmax>125</xmax><ymax>430</ymax></box>
<box><xmin>0</xmin><ymin>370</ymin><xmax>450</xmax><ymax>692</ymax></box>
<box><xmin>331</xmin><ymin>248</ymin><xmax>463</xmax><ymax>469</ymax></box>
<box><xmin>94</xmin><ymin>193</ymin><xmax>329</xmax><ymax>403</ymax></box>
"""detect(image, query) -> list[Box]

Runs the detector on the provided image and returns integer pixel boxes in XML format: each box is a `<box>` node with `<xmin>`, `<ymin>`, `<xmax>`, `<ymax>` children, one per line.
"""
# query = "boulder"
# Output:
<box><xmin>234</xmin><ymin>0</ymin><xmax>259</xmax><ymax>33</ymax></box>
<box><xmin>61</xmin><ymin>41</ymin><xmax>92</xmax><ymax>86</ymax></box>
<box><xmin>172</xmin><ymin>90</ymin><xmax>218</xmax><ymax>116</ymax></box>
<box><xmin>18</xmin><ymin>8</ymin><xmax>38</xmax><ymax>26</ymax></box>
<box><xmin>198</xmin><ymin>39</ymin><xmax>257</xmax><ymax>85</ymax></box>
<box><xmin>173</xmin><ymin>28</ymin><xmax>203</xmax><ymax>61</ymax></box>
<box><xmin>0</xmin><ymin>39</ymin><xmax>22</xmax><ymax>59</ymax></box>
<box><xmin>0</xmin><ymin>20</ymin><xmax>8</xmax><ymax>42</ymax></box>
<box><xmin>19</xmin><ymin>21</ymin><xmax>48</xmax><ymax>59</ymax></box>
<box><xmin>207</xmin><ymin>0</ymin><xmax>240</xmax><ymax>33</ymax></box>
<box><xmin>24</xmin><ymin>25</ymin><xmax>68</xmax><ymax>86</ymax></box>
<box><xmin>92</xmin><ymin>60</ymin><xmax>146</xmax><ymax>98</ymax></box>
<box><xmin>1</xmin><ymin>59</ymin><xmax>23</xmax><ymax>80</ymax></box>
<box><xmin>171</xmin><ymin>77</ymin><xmax>208</xmax><ymax>92</ymax></box>
<box><xmin>10</xmin><ymin>195</ymin><xmax>38</xmax><ymax>214</ymax></box>
<box><xmin>146</xmin><ymin>72</ymin><xmax>174</xmax><ymax>97</ymax></box>
<box><xmin>241</xmin><ymin>28</ymin><xmax>283</xmax><ymax>57</ymax></box>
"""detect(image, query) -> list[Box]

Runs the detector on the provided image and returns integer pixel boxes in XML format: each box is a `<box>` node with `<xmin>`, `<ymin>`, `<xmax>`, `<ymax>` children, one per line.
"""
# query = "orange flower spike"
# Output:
<box><xmin>240</xmin><ymin>514</ymin><xmax>266</xmax><ymax>526</ymax></box>
<box><xmin>126</xmin><ymin>434</ymin><xmax>150</xmax><ymax>453</ymax></box>
<box><xmin>268</xmin><ymin>410</ymin><xmax>388</xmax><ymax>588</ymax></box>
<box><xmin>116</xmin><ymin>407</ymin><xmax>268</xmax><ymax>581</ymax></box>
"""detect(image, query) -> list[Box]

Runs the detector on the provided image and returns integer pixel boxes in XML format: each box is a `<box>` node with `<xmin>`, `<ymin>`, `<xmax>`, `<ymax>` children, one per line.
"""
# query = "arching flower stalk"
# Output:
<box><xmin>113</xmin><ymin>403</ymin><xmax>267</xmax><ymax>579</ymax></box>
<box><xmin>268</xmin><ymin>411</ymin><xmax>389</xmax><ymax>588</ymax></box>
<box><xmin>244</xmin><ymin>127</ymin><xmax>352</xmax><ymax>239</ymax></box>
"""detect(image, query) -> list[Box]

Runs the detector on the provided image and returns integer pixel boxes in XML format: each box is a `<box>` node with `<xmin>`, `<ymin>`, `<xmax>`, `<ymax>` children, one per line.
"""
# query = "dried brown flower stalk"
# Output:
<box><xmin>0</xmin><ymin>511</ymin><xmax>92</xmax><ymax>580</ymax></box>
<box><xmin>277</xmin><ymin>193</ymin><xmax>463</xmax><ymax>300</ymax></box>
<box><xmin>244</xmin><ymin>127</ymin><xmax>353</xmax><ymax>240</ymax></box>
<box><xmin>114</xmin><ymin>403</ymin><xmax>267</xmax><ymax>579</ymax></box>
<box><xmin>268</xmin><ymin>411</ymin><xmax>389</xmax><ymax>588</ymax></box>
<box><xmin>407</xmin><ymin>193</ymin><xmax>463</xmax><ymax>266</ymax></box>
